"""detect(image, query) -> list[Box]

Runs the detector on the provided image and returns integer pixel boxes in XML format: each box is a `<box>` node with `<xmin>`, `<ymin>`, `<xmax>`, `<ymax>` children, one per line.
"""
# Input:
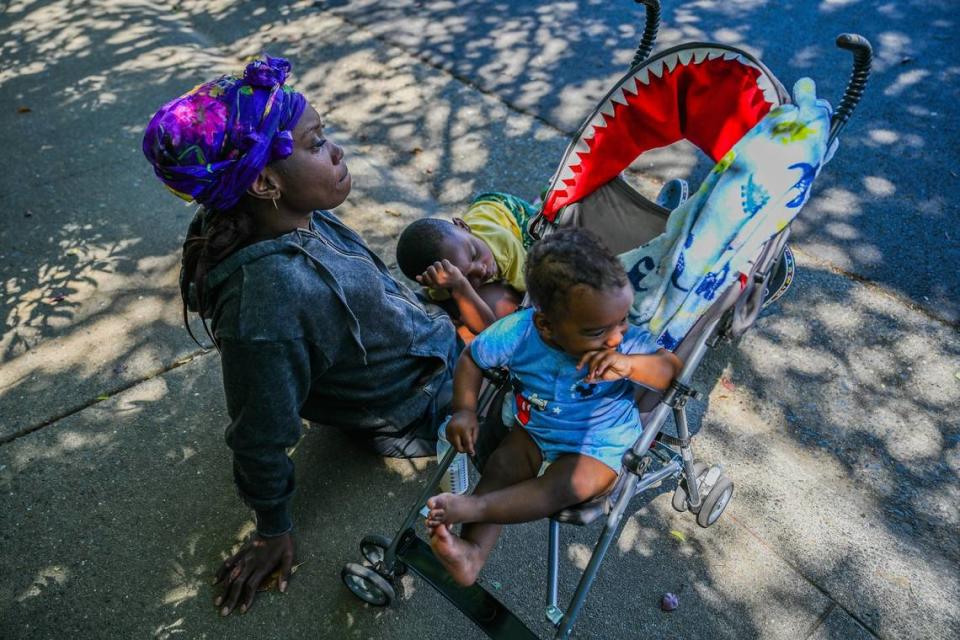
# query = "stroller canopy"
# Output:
<box><xmin>541</xmin><ymin>43</ymin><xmax>789</xmax><ymax>221</ymax></box>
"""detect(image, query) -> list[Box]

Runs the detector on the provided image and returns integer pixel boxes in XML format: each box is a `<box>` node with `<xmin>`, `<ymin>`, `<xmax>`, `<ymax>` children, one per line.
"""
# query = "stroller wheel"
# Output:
<box><xmin>342</xmin><ymin>562</ymin><xmax>396</xmax><ymax>606</ymax></box>
<box><xmin>672</xmin><ymin>461</ymin><xmax>708</xmax><ymax>512</ymax></box>
<box><xmin>360</xmin><ymin>534</ymin><xmax>392</xmax><ymax>566</ymax></box>
<box><xmin>761</xmin><ymin>244</ymin><xmax>795</xmax><ymax>309</ymax></box>
<box><xmin>696</xmin><ymin>475</ymin><xmax>734</xmax><ymax>528</ymax></box>
<box><xmin>360</xmin><ymin>533</ymin><xmax>407</xmax><ymax>577</ymax></box>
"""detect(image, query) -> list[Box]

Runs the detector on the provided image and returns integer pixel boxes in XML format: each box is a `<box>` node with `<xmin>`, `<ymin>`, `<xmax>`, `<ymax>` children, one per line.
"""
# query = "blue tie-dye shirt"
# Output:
<box><xmin>470</xmin><ymin>308</ymin><xmax>651</xmax><ymax>471</ymax></box>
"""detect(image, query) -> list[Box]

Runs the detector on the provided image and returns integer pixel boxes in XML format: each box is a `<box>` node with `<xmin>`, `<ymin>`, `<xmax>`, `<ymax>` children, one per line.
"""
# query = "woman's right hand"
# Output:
<box><xmin>213</xmin><ymin>532</ymin><xmax>296</xmax><ymax>616</ymax></box>
<box><xmin>446</xmin><ymin>409</ymin><xmax>479</xmax><ymax>455</ymax></box>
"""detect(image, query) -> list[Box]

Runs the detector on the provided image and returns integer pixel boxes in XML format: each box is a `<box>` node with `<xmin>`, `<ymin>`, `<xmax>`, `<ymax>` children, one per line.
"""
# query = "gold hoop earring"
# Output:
<box><xmin>271</xmin><ymin>197</ymin><xmax>279</xmax><ymax>211</ymax></box>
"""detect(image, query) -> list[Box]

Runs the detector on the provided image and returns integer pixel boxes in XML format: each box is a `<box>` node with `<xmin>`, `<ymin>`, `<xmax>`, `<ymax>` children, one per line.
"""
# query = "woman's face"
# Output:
<box><xmin>274</xmin><ymin>106</ymin><xmax>352</xmax><ymax>212</ymax></box>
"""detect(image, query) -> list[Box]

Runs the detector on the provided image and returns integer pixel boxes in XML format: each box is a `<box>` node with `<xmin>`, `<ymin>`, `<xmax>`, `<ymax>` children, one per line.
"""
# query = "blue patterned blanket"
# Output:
<box><xmin>619</xmin><ymin>78</ymin><xmax>837</xmax><ymax>351</ymax></box>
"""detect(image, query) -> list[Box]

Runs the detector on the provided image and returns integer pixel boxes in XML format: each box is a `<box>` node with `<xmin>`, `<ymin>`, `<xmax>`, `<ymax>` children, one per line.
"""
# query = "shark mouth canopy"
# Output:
<box><xmin>541</xmin><ymin>43</ymin><xmax>788</xmax><ymax>221</ymax></box>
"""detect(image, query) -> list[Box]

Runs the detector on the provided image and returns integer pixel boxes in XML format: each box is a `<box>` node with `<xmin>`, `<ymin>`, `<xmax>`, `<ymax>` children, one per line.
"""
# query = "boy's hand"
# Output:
<box><xmin>417</xmin><ymin>260</ymin><xmax>468</xmax><ymax>292</ymax></box>
<box><xmin>577</xmin><ymin>349</ymin><xmax>632</xmax><ymax>382</ymax></box>
<box><xmin>445</xmin><ymin>409</ymin><xmax>479</xmax><ymax>455</ymax></box>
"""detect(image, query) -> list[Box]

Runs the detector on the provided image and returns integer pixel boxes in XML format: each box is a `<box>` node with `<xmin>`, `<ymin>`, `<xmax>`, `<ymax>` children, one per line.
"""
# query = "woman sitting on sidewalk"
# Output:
<box><xmin>142</xmin><ymin>56</ymin><xmax>461</xmax><ymax>616</ymax></box>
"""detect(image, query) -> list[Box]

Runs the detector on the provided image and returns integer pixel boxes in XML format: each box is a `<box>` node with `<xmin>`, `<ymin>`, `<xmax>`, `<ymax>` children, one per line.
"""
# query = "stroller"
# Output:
<box><xmin>341</xmin><ymin>2</ymin><xmax>872</xmax><ymax>638</ymax></box>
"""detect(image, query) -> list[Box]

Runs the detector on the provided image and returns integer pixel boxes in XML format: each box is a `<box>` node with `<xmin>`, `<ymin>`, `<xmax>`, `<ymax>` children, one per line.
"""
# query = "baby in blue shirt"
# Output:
<box><xmin>426</xmin><ymin>227</ymin><xmax>682</xmax><ymax>586</ymax></box>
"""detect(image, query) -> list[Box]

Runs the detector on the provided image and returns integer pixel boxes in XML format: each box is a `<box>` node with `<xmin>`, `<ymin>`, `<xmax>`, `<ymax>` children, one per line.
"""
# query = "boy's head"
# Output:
<box><xmin>526</xmin><ymin>227</ymin><xmax>632</xmax><ymax>357</ymax></box>
<box><xmin>396</xmin><ymin>217</ymin><xmax>497</xmax><ymax>289</ymax></box>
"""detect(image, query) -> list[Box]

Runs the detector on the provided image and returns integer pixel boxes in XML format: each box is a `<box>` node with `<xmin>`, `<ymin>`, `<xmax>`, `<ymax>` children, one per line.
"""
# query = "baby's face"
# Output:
<box><xmin>441</xmin><ymin>226</ymin><xmax>498</xmax><ymax>290</ymax></box>
<box><xmin>538</xmin><ymin>283</ymin><xmax>632</xmax><ymax>357</ymax></box>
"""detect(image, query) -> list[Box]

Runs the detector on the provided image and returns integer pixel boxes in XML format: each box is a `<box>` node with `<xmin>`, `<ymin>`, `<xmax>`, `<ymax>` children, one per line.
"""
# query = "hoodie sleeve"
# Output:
<box><xmin>218</xmin><ymin>337</ymin><xmax>322</xmax><ymax>537</ymax></box>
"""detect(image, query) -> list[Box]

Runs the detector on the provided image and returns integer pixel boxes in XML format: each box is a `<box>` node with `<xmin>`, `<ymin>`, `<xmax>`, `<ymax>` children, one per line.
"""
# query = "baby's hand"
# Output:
<box><xmin>445</xmin><ymin>409</ymin><xmax>479</xmax><ymax>456</ymax></box>
<box><xmin>417</xmin><ymin>259</ymin><xmax>468</xmax><ymax>291</ymax></box>
<box><xmin>577</xmin><ymin>350</ymin><xmax>632</xmax><ymax>382</ymax></box>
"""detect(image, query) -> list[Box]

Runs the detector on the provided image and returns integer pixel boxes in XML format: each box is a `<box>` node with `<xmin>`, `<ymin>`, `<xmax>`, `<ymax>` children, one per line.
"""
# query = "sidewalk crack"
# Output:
<box><xmin>0</xmin><ymin>348</ymin><xmax>211</xmax><ymax>447</ymax></box>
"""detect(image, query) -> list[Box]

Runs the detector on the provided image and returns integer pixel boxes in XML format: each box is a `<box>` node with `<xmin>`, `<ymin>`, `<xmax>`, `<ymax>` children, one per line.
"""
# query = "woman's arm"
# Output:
<box><xmin>214</xmin><ymin>336</ymin><xmax>315</xmax><ymax>615</ymax></box>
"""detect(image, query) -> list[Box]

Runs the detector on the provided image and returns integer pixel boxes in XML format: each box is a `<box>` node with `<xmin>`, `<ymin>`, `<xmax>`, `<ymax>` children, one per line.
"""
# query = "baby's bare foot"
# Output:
<box><xmin>426</xmin><ymin>493</ymin><xmax>482</xmax><ymax>526</ymax></box>
<box><xmin>428</xmin><ymin>521</ymin><xmax>483</xmax><ymax>586</ymax></box>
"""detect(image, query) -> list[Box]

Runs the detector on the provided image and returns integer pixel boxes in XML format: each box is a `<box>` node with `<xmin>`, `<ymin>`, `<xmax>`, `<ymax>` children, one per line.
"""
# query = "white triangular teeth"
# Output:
<box><xmin>559</xmin><ymin>164</ymin><xmax>576</xmax><ymax>183</ymax></box>
<box><xmin>622</xmin><ymin>77</ymin><xmax>639</xmax><ymax>96</ymax></box>
<box><xmin>648</xmin><ymin>59</ymin><xmax>665</xmax><ymax>78</ymax></box>
<box><xmin>587</xmin><ymin>112</ymin><xmax>607</xmax><ymax>135</ymax></box>
<box><xmin>633</xmin><ymin>67</ymin><xmax>650</xmax><ymax>86</ymax></box>
<box><xmin>722</xmin><ymin>51</ymin><xmax>740</xmax><ymax>61</ymax></box>
<box><xmin>599</xmin><ymin>99</ymin><xmax>616</xmax><ymax>117</ymax></box>
<box><xmin>708</xmin><ymin>50</ymin><xmax>724</xmax><ymax>60</ymax></box>
<box><xmin>663</xmin><ymin>52</ymin><xmax>679</xmax><ymax>73</ymax></box>
<box><xmin>610</xmin><ymin>87</ymin><xmax>628</xmax><ymax>106</ymax></box>
<box><xmin>755</xmin><ymin>73</ymin><xmax>778</xmax><ymax>105</ymax></box>
<box><xmin>677</xmin><ymin>50</ymin><xmax>693</xmax><ymax>66</ymax></box>
<box><xmin>573</xmin><ymin>139</ymin><xmax>590</xmax><ymax>157</ymax></box>
<box><xmin>692</xmin><ymin>48</ymin><xmax>711</xmax><ymax>64</ymax></box>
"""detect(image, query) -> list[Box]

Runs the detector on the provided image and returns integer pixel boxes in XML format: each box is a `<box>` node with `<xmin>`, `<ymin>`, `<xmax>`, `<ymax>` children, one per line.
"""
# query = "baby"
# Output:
<box><xmin>426</xmin><ymin>226</ymin><xmax>682</xmax><ymax>586</ymax></box>
<box><xmin>396</xmin><ymin>192</ymin><xmax>536</xmax><ymax>335</ymax></box>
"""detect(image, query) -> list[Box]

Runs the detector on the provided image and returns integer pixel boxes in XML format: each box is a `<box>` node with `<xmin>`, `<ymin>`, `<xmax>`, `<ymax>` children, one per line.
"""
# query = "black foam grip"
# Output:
<box><xmin>830</xmin><ymin>33</ymin><xmax>872</xmax><ymax>140</ymax></box>
<box><xmin>631</xmin><ymin>0</ymin><xmax>661</xmax><ymax>68</ymax></box>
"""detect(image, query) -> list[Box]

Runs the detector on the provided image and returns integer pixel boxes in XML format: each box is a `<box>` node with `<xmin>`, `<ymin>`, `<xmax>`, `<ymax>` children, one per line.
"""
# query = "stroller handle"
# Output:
<box><xmin>829</xmin><ymin>33</ymin><xmax>872</xmax><ymax>143</ymax></box>
<box><xmin>630</xmin><ymin>0</ymin><xmax>661</xmax><ymax>68</ymax></box>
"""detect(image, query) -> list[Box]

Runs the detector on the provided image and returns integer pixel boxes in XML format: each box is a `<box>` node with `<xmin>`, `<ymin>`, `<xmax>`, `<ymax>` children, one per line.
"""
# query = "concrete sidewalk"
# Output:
<box><xmin>1</xmin><ymin>2</ymin><xmax>957</xmax><ymax>639</ymax></box>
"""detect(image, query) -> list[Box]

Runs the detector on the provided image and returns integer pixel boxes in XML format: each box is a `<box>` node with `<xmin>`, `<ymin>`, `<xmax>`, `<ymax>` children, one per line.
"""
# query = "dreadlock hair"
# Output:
<box><xmin>179</xmin><ymin>202</ymin><xmax>257</xmax><ymax>348</ymax></box>
<box><xmin>395</xmin><ymin>218</ymin><xmax>460</xmax><ymax>280</ymax></box>
<box><xmin>525</xmin><ymin>226</ymin><xmax>628</xmax><ymax>317</ymax></box>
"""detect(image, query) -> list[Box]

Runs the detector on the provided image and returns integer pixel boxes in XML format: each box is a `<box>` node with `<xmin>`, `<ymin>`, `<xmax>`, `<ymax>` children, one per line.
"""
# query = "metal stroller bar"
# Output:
<box><xmin>549</xmin><ymin>310</ymin><xmax>725</xmax><ymax>638</ymax></box>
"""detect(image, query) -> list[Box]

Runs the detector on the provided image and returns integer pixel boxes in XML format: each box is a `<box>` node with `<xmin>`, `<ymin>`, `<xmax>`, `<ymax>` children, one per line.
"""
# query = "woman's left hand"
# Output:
<box><xmin>213</xmin><ymin>532</ymin><xmax>296</xmax><ymax>616</ymax></box>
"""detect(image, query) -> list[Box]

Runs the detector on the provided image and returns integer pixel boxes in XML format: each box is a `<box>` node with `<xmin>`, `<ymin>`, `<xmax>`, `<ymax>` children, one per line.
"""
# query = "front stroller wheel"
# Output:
<box><xmin>696</xmin><ymin>476</ymin><xmax>734</xmax><ymax>528</ymax></box>
<box><xmin>360</xmin><ymin>534</ymin><xmax>392</xmax><ymax>566</ymax></box>
<box><xmin>342</xmin><ymin>562</ymin><xmax>396</xmax><ymax>606</ymax></box>
<box><xmin>672</xmin><ymin>462</ymin><xmax>708</xmax><ymax>512</ymax></box>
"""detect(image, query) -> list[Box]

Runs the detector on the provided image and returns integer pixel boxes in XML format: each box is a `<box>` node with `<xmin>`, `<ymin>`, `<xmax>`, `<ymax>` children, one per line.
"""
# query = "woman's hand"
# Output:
<box><xmin>446</xmin><ymin>409</ymin><xmax>479</xmax><ymax>456</ymax></box>
<box><xmin>213</xmin><ymin>532</ymin><xmax>296</xmax><ymax>616</ymax></box>
<box><xmin>577</xmin><ymin>349</ymin><xmax>633</xmax><ymax>382</ymax></box>
<box><xmin>417</xmin><ymin>260</ymin><xmax>469</xmax><ymax>292</ymax></box>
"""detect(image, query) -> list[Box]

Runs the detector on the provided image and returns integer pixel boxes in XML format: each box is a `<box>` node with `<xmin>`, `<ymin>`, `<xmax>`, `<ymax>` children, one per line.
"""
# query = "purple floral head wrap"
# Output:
<box><xmin>142</xmin><ymin>56</ymin><xmax>307</xmax><ymax>212</ymax></box>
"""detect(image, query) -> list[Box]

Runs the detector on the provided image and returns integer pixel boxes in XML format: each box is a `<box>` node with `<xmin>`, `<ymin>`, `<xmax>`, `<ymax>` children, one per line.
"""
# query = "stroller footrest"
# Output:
<box><xmin>397</xmin><ymin>534</ymin><xmax>539</xmax><ymax>640</ymax></box>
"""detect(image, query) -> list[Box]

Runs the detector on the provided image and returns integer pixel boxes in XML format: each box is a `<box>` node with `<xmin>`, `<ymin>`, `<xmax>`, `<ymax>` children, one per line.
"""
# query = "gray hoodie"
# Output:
<box><xmin>198</xmin><ymin>209</ymin><xmax>457</xmax><ymax>536</ymax></box>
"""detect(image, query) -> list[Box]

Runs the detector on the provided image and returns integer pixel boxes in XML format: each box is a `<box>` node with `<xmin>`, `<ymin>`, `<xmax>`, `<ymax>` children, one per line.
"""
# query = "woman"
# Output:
<box><xmin>143</xmin><ymin>56</ymin><xmax>459</xmax><ymax>615</ymax></box>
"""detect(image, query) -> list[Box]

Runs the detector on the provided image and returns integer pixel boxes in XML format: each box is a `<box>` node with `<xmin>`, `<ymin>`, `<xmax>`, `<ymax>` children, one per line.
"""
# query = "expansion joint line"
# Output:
<box><xmin>0</xmin><ymin>348</ymin><xmax>212</xmax><ymax>447</ymax></box>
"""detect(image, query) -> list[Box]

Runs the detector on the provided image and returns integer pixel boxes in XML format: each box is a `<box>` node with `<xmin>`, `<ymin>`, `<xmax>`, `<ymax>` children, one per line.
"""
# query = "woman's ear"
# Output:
<box><xmin>247</xmin><ymin>168</ymin><xmax>281</xmax><ymax>202</ymax></box>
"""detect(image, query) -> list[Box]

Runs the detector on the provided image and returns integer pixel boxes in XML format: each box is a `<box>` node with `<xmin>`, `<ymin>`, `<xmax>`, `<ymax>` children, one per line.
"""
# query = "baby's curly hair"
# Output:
<box><xmin>525</xmin><ymin>227</ymin><xmax>628</xmax><ymax>316</ymax></box>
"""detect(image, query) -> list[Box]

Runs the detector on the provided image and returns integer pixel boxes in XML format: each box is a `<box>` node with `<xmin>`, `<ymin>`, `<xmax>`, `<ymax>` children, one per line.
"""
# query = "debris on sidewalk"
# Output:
<box><xmin>660</xmin><ymin>592</ymin><xmax>679</xmax><ymax>612</ymax></box>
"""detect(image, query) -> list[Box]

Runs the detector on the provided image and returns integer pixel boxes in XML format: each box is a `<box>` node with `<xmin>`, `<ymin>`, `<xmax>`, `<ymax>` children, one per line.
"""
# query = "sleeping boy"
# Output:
<box><xmin>396</xmin><ymin>192</ymin><xmax>536</xmax><ymax>335</ymax></box>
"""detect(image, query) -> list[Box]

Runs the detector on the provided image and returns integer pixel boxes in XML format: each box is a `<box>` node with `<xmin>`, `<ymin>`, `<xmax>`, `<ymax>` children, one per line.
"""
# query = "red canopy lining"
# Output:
<box><xmin>542</xmin><ymin>49</ymin><xmax>780</xmax><ymax>221</ymax></box>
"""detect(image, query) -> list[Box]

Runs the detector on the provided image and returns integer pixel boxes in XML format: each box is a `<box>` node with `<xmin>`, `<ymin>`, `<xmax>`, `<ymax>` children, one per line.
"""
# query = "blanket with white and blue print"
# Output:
<box><xmin>620</xmin><ymin>78</ymin><xmax>836</xmax><ymax>351</ymax></box>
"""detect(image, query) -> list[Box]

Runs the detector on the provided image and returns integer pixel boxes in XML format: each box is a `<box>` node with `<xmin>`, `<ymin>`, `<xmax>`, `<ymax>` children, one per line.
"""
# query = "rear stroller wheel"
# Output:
<box><xmin>672</xmin><ymin>461</ymin><xmax>708</xmax><ymax>512</ymax></box>
<box><xmin>696</xmin><ymin>475</ymin><xmax>734</xmax><ymax>528</ymax></box>
<box><xmin>341</xmin><ymin>562</ymin><xmax>396</xmax><ymax>606</ymax></box>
